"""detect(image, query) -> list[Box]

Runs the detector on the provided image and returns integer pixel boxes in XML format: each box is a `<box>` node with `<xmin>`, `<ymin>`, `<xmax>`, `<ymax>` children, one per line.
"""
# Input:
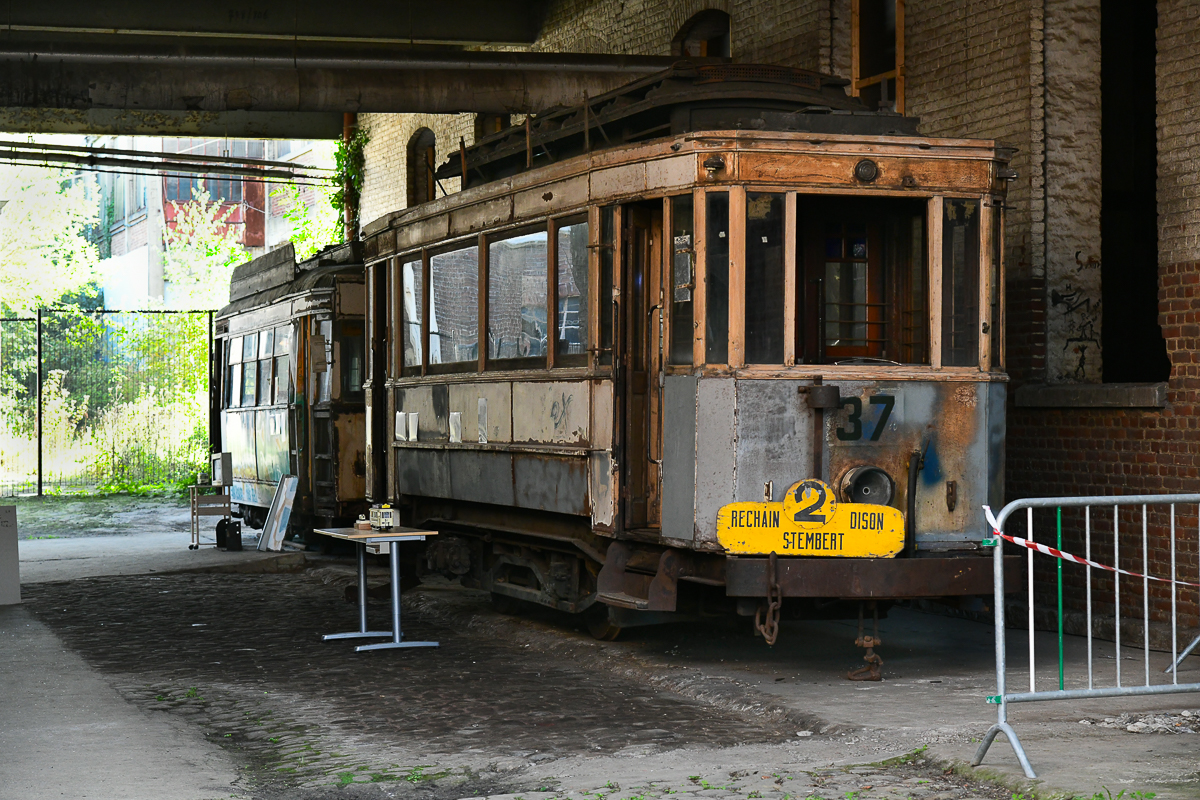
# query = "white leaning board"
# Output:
<box><xmin>0</xmin><ymin>506</ymin><xmax>20</xmax><ymax>605</ymax></box>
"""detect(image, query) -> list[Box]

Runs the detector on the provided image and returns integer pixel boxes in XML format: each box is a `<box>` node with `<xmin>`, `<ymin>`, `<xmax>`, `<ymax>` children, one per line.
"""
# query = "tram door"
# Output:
<box><xmin>621</xmin><ymin>206</ymin><xmax>663</xmax><ymax>530</ymax></box>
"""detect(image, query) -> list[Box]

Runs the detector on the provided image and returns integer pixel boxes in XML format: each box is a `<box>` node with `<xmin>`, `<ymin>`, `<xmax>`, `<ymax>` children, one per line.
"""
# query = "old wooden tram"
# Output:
<box><xmin>361</xmin><ymin>64</ymin><xmax>1015</xmax><ymax>639</ymax></box>
<box><xmin>213</xmin><ymin>242</ymin><xmax>368</xmax><ymax>530</ymax></box>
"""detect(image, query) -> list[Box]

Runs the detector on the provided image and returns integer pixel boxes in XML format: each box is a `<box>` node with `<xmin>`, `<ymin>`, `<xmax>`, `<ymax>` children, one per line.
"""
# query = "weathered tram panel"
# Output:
<box><xmin>360</xmin><ymin>65</ymin><xmax>1019</xmax><ymax>644</ymax></box>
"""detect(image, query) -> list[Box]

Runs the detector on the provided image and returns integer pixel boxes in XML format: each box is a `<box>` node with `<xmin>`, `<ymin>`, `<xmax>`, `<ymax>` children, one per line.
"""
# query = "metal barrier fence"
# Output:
<box><xmin>973</xmin><ymin>494</ymin><xmax>1200</xmax><ymax>778</ymax></box>
<box><xmin>0</xmin><ymin>309</ymin><xmax>213</xmax><ymax>496</ymax></box>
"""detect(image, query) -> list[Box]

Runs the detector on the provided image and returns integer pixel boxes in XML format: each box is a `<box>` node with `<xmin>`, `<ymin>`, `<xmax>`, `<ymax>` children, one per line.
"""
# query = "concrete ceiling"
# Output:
<box><xmin>0</xmin><ymin>3</ymin><xmax>696</xmax><ymax>138</ymax></box>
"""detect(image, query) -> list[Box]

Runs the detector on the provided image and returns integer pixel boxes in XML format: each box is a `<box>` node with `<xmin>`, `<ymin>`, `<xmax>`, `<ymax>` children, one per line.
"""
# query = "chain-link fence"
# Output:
<box><xmin>0</xmin><ymin>309</ymin><xmax>212</xmax><ymax>496</ymax></box>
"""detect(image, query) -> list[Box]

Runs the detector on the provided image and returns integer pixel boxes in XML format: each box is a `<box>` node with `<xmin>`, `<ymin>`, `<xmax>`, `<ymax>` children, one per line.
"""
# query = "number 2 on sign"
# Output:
<box><xmin>836</xmin><ymin>394</ymin><xmax>895</xmax><ymax>441</ymax></box>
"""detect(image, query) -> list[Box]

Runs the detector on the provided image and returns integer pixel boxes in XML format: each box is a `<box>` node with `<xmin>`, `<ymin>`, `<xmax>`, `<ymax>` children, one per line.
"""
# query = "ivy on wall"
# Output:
<box><xmin>331</xmin><ymin>125</ymin><xmax>370</xmax><ymax>240</ymax></box>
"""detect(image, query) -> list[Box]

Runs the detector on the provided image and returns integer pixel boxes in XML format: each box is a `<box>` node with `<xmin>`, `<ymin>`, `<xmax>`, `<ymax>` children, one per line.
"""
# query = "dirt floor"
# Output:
<box><xmin>5</xmin><ymin>493</ymin><xmax>191</xmax><ymax>539</ymax></box>
<box><xmin>15</xmin><ymin>568</ymin><xmax>1029</xmax><ymax>800</ymax></box>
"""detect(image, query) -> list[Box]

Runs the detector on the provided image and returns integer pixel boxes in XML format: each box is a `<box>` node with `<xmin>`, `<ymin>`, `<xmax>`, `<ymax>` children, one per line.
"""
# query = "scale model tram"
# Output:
<box><xmin>360</xmin><ymin>64</ymin><xmax>1018</xmax><ymax>642</ymax></box>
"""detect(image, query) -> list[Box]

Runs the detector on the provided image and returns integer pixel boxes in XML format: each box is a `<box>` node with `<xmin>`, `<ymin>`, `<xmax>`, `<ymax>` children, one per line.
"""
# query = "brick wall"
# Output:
<box><xmin>358</xmin><ymin>114</ymin><xmax>470</xmax><ymax>235</ymax></box>
<box><xmin>999</xmin><ymin>0</ymin><xmax>1200</xmax><ymax>631</ymax></box>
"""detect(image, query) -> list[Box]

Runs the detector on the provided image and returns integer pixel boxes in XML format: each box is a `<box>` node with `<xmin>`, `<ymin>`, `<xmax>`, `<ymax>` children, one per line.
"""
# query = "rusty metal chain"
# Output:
<box><xmin>754</xmin><ymin>551</ymin><xmax>782</xmax><ymax>646</ymax></box>
<box><xmin>847</xmin><ymin>601</ymin><xmax>883</xmax><ymax>681</ymax></box>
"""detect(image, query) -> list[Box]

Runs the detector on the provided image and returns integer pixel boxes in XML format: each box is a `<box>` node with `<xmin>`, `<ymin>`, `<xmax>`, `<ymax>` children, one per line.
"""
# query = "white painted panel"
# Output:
<box><xmin>591</xmin><ymin>380</ymin><xmax>614</xmax><ymax>451</ymax></box>
<box><xmin>645</xmin><ymin>156</ymin><xmax>694</xmax><ymax>192</ymax></box>
<box><xmin>589</xmin><ymin>451</ymin><xmax>617</xmax><ymax>529</ymax></box>
<box><xmin>694</xmin><ymin>378</ymin><xmax>736</xmax><ymax>544</ymax></box>
<box><xmin>512</xmin><ymin>381</ymin><xmax>590</xmax><ymax>443</ymax></box>
<box><xmin>514</xmin><ymin>174</ymin><xmax>589</xmax><ymax>219</ymax></box>
<box><xmin>591</xmin><ymin>162</ymin><xmax>647</xmax><ymax>200</ymax></box>
<box><xmin>449</xmin><ymin>382</ymin><xmax>511</xmax><ymax>443</ymax></box>
<box><xmin>336</xmin><ymin>281</ymin><xmax>365</xmax><ymax>316</ymax></box>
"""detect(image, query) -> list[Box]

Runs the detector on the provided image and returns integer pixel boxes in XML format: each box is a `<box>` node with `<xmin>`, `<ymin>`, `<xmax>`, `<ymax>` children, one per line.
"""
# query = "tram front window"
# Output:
<box><xmin>429</xmin><ymin>243</ymin><xmax>480</xmax><ymax>367</ymax></box>
<box><xmin>800</xmin><ymin>197</ymin><xmax>928</xmax><ymax>365</ymax></box>
<box><xmin>746</xmin><ymin>192</ymin><xmax>785</xmax><ymax>364</ymax></box>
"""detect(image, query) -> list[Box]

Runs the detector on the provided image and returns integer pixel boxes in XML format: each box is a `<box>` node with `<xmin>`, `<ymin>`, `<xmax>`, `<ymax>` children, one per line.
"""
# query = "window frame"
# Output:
<box><xmin>485</xmin><ymin>222</ymin><xmax>550</xmax><ymax>372</ymax></box>
<box><xmin>551</xmin><ymin>212</ymin><xmax>590</xmax><ymax>369</ymax></box>
<box><xmin>851</xmin><ymin>0</ymin><xmax>906</xmax><ymax>114</ymax></box>
<box><xmin>425</xmin><ymin>236</ymin><xmax>483</xmax><ymax>375</ymax></box>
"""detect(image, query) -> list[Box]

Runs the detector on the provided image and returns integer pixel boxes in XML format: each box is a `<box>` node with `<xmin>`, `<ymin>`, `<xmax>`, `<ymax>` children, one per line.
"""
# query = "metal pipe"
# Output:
<box><xmin>0</xmin><ymin>46</ymin><xmax>706</xmax><ymax>73</ymax></box>
<box><xmin>1171</xmin><ymin>504</ymin><xmax>1177</xmax><ymax>685</ymax></box>
<box><xmin>1027</xmin><ymin>506</ymin><xmax>1035</xmax><ymax>693</ymax></box>
<box><xmin>35</xmin><ymin>308</ymin><xmax>42</xmax><ymax>497</ymax></box>
<box><xmin>1116</xmin><ymin>504</ymin><xmax>1121</xmax><ymax>687</ymax></box>
<box><xmin>0</xmin><ymin>138</ymin><xmax>326</xmax><ymax>171</ymax></box>
<box><xmin>1004</xmin><ymin>681</ymin><xmax>1200</xmax><ymax>703</ymax></box>
<box><xmin>0</xmin><ymin>147</ymin><xmax>321</xmax><ymax>182</ymax></box>
<box><xmin>1057</xmin><ymin>506</ymin><xmax>1063</xmax><ymax>691</ymax></box>
<box><xmin>1085</xmin><ymin>506</ymin><xmax>1093</xmax><ymax>690</ymax></box>
<box><xmin>1143</xmin><ymin>504</ymin><xmax>1150</xmax><ymax>685</ymax></box>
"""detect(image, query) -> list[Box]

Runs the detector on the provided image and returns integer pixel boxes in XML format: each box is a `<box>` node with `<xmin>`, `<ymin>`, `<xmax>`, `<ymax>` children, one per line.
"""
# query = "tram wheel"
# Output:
<box><xmin>490</xmin><ymin>591</ymin><xmax>521</xmax><ymax>615</ymax></box>
<box><xmin>586</xmin><ymin>606</ymin><xmax>623</xmax><ymax>641</ymax></box>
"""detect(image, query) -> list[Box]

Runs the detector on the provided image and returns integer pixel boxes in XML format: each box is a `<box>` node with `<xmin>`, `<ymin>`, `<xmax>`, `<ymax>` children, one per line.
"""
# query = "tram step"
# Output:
<box><xmin>596</xmin><ymin>591</ymin><xmax>650</xmax><ymax>610</ymax></box>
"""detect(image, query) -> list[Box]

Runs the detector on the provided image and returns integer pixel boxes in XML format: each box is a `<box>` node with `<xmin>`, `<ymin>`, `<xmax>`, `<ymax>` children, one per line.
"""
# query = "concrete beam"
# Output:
<box><xmin>0</xmin><ymin>62</ymin><xmax>640</xmax><ymax>116</ymax></box>
<box><xmin>0</xmin><ymin>107</ymin><xmax>344</xmax><ymax>138</ymax></box>
<box><xmin>4</xmin><ymin>0</ymin><xmax>546</xmax><ymax>46</ymax></box>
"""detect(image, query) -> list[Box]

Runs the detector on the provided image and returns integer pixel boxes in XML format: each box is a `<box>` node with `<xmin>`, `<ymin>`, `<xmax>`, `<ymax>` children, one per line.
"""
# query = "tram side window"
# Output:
<box><xmin>745</xmin><ymin>193</ymin><xmax>785</xmax><ymax>364</ymax></box>
<box><xmin>429</xmin><ymin>243</ymin><xmax>480</xmax><ymax>367</ymax></box>
<box><xmin>800</xmin><ymin>197</ymin><xmax>927</xmax><ymax>364</ymax></box>
<box><xmin>401</xmin><ymin>257</ymin><xmax>423</xmax><ymax>371</ymax></box>
<box><xmin>669</xmin><ymin>195</ymin><xmax>694</xmax><ymax>365</ymax></box>
<box><xmin>241</xmin><ymin>332</ymin><xmax>258</xmax><ymax>406</ymax></box>
<box><xmin>226</xmin><ymin>336</ymin><xmax>243</xmax><ymax>408</ymax></box>
<box><xmin>599</xmin><ymin>207</ymin><xmax>615</xmax><ymax>366</ymax></box>
<box><xmin>556</xmin><ymin>218</ymin><xmax>589</xmax><ymax>363</ymax></box>
<box><xmin>488</xmin><ymin>229</ymin><xmax>548</xmax><ymax>364</ymax></box>
<box><xmin>706</xmin><ymin>192</ymin><xmax>730</xmax><ymax>364</ymax></box>
<box><xmin>257</xmin><ymin>329</ymin><xmax>274</xmax><ymax>405</ymax></box>
<box><xmin>316</xmin><ymin>319</ymin><xmax>333</xmax><ymax>402</ymax></box>
<box><xmin>340</xmin><ymin>320</ymin><xmax>365</xmax><ymax>397</ymax></box>
<box><xmin>274</xmin><ymin>325</ymin><xmax>292</xmax><ymax>405</ymax></box>
<box><xmin>942</xmin><ymin>199</ymin><xmax>980</xmax><ymax>367</ymax></box>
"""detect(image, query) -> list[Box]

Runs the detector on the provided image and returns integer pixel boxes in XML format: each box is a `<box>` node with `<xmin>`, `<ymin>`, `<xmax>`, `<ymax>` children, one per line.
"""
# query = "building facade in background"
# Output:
<box><xmin>94</xmin><ymin>137</ymin><xmax>334</xmax><ymax>310</ymax></box>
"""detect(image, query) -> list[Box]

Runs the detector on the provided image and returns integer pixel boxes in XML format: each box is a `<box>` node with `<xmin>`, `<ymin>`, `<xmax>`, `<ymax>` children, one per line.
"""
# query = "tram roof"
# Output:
<box><xmin>437</xmin><ymin>62</ymin><xmax>921</xmax><ymax>188</ymax></box>
<box><xmin>217</xmin><ymin>241</ymin><xmax>363</xmax><ymax>319</ymax></box>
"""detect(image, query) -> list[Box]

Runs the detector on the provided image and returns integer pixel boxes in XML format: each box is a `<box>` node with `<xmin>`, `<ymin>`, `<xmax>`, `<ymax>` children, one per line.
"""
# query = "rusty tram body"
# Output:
<box><xmin>213</xmin><ymin>242</ymin><xmax>368</xmax><ymax>530</ymax></box>
<box><xmin>361</xmin><ymin>65</ymin><xmax>1015</xmax><ymax>637</ymax></box>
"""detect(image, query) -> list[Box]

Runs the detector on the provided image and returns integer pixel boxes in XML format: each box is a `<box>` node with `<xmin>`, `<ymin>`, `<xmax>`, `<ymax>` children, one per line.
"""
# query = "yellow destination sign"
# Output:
<box><xmin>717</xmin><ymin>479</ymin><xmax>905</xmax><ymax>557</ymax></box>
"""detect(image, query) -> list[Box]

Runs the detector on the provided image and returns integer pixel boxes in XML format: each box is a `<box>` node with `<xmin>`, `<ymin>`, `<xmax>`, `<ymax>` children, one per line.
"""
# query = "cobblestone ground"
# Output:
<box><xmin>22</xmin><ymin>571</ymin><xmax>1014</xmax><ymax>800</ymax></box>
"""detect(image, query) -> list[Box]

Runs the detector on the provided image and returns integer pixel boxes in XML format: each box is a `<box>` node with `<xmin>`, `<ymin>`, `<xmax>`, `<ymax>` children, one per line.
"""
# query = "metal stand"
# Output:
<box><xmin>354</xmin><ymin>542</ymin><xmax>438</xmax><ymax>651</ymax></box>
<box><xmin>321</xmin><ymin>541</ymin><xmax>391</xmax><ymax>641</ymax></box>
<box><xmin>973</xmin><ymin>712</ymin><xmax>1036</xmax><ymax>779</ymax></box>
<box><xmin>189</xmin><ymin>484</ymin><xmax>230</xmax><ymax>550</ymax></box>
<box><xmin>1166</xmin><ymin>632</ymin><xmax>1200</xmax><ymax>674</ymax></box>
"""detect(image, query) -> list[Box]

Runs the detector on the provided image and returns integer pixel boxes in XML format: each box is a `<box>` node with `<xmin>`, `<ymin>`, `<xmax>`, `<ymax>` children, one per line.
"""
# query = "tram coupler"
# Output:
<box><xmin>847</xmin><ymin>601</ymin><xmax>884</xmax><ymax>681</ymax></box>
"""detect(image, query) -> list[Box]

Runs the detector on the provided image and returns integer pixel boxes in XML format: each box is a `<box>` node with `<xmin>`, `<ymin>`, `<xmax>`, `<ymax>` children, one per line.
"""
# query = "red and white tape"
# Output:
<box><xmin>982</xmin><ymin>505</ymin><xmax>1200</xmax><ymax>589</ymax></box>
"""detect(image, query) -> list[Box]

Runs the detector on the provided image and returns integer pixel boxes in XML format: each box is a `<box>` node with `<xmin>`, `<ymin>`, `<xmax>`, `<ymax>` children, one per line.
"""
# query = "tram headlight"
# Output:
<box><xmin>840</xmin><ymin>466</ymin><xmax>895</xmax><ymax>506</ymax></box>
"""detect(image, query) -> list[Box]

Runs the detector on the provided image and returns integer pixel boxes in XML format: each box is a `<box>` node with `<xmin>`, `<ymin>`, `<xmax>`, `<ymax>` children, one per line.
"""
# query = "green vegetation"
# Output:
<box><xmin>271</xmin><ymin>181</ymin><xmax>340</xmax><ymax>260</ymax></box>
<box><xmin>332</xmin><ymin>125</ymin><xmax>369</xmax><ymax>238</ymax></box>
